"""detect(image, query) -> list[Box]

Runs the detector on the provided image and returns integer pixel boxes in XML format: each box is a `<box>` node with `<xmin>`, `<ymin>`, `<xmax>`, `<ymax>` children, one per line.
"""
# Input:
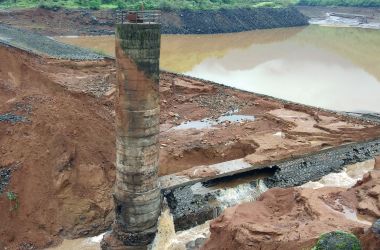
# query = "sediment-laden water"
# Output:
<box><xmin>57</xmin><ymin>25</ymin><xmax>380</xmax><ymax>113</ymax></box>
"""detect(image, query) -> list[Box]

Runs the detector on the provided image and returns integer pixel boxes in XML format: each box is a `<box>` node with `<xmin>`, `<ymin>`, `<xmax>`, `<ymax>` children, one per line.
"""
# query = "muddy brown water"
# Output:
<box><xmin>56</xmin><ymin>25</ymin><xmax>380</xmax><ymax>114</ymax></box>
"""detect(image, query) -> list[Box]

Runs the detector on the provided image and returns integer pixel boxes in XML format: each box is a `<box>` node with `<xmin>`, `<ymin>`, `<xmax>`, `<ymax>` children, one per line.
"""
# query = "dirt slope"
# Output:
<box><xmin>0</xmin><ymin>46</ymin><xmax>116</xmax><ymax>249</ymax></box>
<box><xmin>202</xmin><ymin>168</ymin><xmax>380</xmax><ymax>250</ymax></box>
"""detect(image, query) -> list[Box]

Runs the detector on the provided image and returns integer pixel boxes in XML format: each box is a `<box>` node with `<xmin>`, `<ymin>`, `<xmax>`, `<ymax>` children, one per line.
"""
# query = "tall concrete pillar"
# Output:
<box><xmin>102</xmin><ymin>13</ymin><xmax>161</xmax><ymax>250</ymax></box>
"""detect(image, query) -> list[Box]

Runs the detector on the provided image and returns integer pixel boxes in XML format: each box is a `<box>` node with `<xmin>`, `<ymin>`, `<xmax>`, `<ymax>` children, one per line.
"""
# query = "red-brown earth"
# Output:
<box><xmin>1</xmin><ymin>45</ymin><xmax>380</xmax><ymax>249</ymax></box>
<box><xmin>203</xmin><ymin>162</ymin><xmax>380</xmax><ymax>250</ymax></box>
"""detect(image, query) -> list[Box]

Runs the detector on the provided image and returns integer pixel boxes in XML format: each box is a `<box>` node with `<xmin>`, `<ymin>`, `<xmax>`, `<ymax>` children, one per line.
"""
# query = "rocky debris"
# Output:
<box><xmin>193</xmin><ymin>90</ymin><xmax>247</xmax><ymax>118</ymax></box>
<box><xmin>312</xmin><ymin>231</ymin><xmax>362</xmax><ymax>250</ymax></box>
<box><xmin>202</xmin><ymin>169</ymin><xmax>380</xmax><ymax>250</ymax></box>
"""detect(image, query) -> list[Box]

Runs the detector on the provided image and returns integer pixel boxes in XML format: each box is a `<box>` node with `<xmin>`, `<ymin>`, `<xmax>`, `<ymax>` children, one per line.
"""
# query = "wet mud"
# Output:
<box><xmin>203</xmin><ymin>167</ymin><xmax>380</xmax><ymax>250</ymax></box>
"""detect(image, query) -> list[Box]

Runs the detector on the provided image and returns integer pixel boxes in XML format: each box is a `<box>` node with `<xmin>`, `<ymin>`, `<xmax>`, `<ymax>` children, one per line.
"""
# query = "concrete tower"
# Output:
<box><xmin>102</xmin><ymin>10</ymin><xmax>161</xmax><ymax>250</ymax></box>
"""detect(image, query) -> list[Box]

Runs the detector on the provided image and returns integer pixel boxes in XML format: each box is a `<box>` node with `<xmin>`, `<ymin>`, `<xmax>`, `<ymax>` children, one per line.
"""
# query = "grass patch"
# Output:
<box><xmin>6</xmin><ymin>191</ymin><xmax>19</xmax><ymax>212</ymax></box>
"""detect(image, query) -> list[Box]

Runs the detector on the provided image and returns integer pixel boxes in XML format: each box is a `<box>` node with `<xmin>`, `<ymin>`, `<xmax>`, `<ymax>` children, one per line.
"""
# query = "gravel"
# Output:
<box><xmin>0</xmin><ymin>24</ymin><xmax>104</xmax><ymax>60</ymax></box>
<box><xmin>0</xmin><ymin>113</ymin><xmax>26</xmax><ymax>123</ymax></box>
<box><xmin>0</xmin><ymin>168</ymin><xmax>11</xmax><ymax>194</ymax></box>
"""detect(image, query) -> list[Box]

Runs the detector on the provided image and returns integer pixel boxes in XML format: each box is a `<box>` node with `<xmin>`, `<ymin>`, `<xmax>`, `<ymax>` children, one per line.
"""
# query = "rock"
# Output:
<box><xmin>312</xmin><ymin>231</ymin><xmax>361</xmax><ymax>250</ymax></box>
<box><xmin>368</xmin><ymin>185</ymin><xmax>380</xmax><ymax>198</ymax></box>
<box><xmin>359</xmin><ymin>219</ymin><xmax>380</xmax><ymax>250</ymax></box>
<box><xmin>372</xmin><ymin>219</ymin><xmax>380</xmax><ymax>235</ymax></box>
<box><xmin>358</xmin><ymin>200</ymin><xmax>380</xmax><ymax>218</ymax></box>
<box><xmin>169</xmin><ymin>112</ymin><xmax>179</xmax><ymax>117</ymax></box>
<box><xmin>375</xmin><ymin>156</ymin><xmax>380</xmax><ymax>170</ymax></box>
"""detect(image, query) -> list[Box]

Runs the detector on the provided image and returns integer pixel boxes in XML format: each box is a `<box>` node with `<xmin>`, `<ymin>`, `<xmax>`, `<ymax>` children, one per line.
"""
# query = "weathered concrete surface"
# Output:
<box><xmin>102</xmin><ymin>23</ymin><xmax>161</xmax><ymax>249</ymax></box>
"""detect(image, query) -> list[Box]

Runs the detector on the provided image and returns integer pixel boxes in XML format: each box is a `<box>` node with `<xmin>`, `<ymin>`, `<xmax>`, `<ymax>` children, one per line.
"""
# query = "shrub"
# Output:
<box><xmin>88</xmin><ymin>0</ymin><xmax>101</xmax><ymax>10</ymax></box>
<box><xmin>38</xmin><ymin>0</ymin><xmax>63</xmax><ymax>10</ymax></box>
<box><xmin>312</xmin><ymin>231</ymin><xmax>362</xmax><ymax>250</ymax></box>
<box><xmin>116</xmin><ymin>0</ymin><xmax>127</xmax><ymax>9</ymax></box>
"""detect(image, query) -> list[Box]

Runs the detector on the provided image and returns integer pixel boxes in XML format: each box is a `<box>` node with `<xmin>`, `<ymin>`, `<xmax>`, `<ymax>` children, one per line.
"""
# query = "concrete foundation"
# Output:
<box><xmin>102</xmin><ymin>22</ymin><xmax>161</xmax><ymax>249</ymax></box>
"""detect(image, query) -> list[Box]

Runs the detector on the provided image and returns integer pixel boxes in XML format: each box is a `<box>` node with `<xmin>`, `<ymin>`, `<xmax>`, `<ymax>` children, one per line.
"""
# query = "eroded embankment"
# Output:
<box><xmin>1</xmin><ymin>43</ymin><xmax>380</xmax><ymax>249</ymax></box>
<box><xmin>0</xmin><ymin>7</ymin><xmax>308</xmax><ymax>36</ymax></box>
<box><xmin>203</xmin><ymin>165</ymin><xmax>380</xmax><ymax>250</ymax></box>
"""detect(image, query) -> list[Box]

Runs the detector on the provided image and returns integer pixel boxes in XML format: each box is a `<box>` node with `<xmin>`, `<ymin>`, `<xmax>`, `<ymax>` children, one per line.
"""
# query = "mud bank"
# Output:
<box><xmin>203</xmin><ymin>167</ymin><xmax>380</xmax><ymax>250</ymax></box>
<box><xmin>0</xmin><ymin>7</ymin><xmax>308</xmax><ymax>36</ymax></box>
<box><xmin>1</xmin><ymin>43</ymin><xmax>380</xmax><ymax>249</ymax></box>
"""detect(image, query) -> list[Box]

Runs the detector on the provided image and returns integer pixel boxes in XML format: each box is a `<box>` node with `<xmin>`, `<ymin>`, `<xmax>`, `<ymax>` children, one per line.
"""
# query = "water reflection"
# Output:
<box><xmin>56</xmin><ymin>25</ymin><xmax>380</xmax><ymax>113</ymax></box>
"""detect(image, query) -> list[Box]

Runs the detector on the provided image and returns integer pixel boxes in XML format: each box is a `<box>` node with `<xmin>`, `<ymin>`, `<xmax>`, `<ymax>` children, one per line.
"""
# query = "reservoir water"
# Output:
<box><xmin>56</xmin><ymin>25</ymin><xmax>380</xmax><ymax>114</ymax></box>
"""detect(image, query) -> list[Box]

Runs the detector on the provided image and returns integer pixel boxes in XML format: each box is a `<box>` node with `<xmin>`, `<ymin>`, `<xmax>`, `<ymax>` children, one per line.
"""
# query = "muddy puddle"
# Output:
<box><xmin>48</xmin><ymin>234</ymin><xmax>104</xmax><ymax>250</ymax></box>
<box><xmin>173</xmin><ymin>114</ymin><xmax>255</xmax><ymax>130</ymax></box>
<box><xmin>56</xmin><ymin>25</ymin><xmax>380</xmax><ymax>113</ymax></box>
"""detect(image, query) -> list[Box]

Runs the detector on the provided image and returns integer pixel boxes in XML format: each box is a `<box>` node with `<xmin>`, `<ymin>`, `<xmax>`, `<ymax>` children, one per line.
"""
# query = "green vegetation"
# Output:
<box><xmin>312</xmin><ymin>231</ymin><xmax>361</xmax><ymax>250</ymax></box>
<box><xmin>6</xmin><ymin>191</ymin><xmax>19</xmax><ymax>212</ymax></box>
<box><xmin>298</xmin><ymin>0</ymin><xmax>380</xmax><ymax>7</ymax></box>
<box><xmin>0</xmin><ymin>0</ymin><xmax>298</xmax><ymax>10</ymax></box>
